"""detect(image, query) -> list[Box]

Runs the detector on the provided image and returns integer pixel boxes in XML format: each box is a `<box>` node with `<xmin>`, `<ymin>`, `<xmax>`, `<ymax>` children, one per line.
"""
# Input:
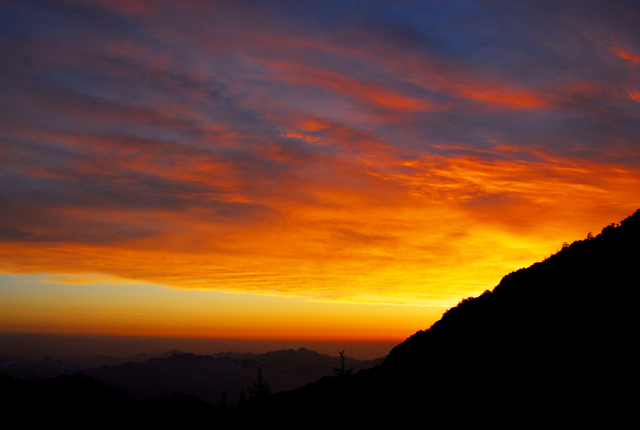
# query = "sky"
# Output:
<box><xmin>1</xmin><ymin>0</ymin><xmax>639</xmax><ymax>359</ymax></box>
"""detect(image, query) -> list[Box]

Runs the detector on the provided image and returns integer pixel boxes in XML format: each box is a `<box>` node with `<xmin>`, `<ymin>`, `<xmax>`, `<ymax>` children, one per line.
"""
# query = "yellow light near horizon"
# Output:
<box><xmin>1</xmin><ymin>153</ymin><xmax>638</xmax><ymax>307</ymax></box>
<box><xmin>0</xmin><ymin>274</ymin><xmax>445</xmax><ymax>342</ymax></box>
<box><xmin>1</xmin><ymin>149</ymin><xmax>639</xmax><ymax>342</ymax></box>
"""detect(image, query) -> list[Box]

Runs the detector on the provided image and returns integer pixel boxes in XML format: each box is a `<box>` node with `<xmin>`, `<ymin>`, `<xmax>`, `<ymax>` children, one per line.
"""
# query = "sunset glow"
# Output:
<box><xmin>1</xmin><ymin>1</ymin><xmax>639</xmax><ymax>357</ymax></box>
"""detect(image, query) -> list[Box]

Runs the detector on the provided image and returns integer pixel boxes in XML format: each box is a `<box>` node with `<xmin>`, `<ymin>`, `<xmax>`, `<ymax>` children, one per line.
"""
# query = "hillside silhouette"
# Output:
<box><xmin>2</xmin><ymin>209</ymin><xmax>637</xmax><ymax>425</ymax></box>
<box><xmin>266</xmin><ymin>209</ymin><xmax>639</xmax><ymax>424</ymax></box>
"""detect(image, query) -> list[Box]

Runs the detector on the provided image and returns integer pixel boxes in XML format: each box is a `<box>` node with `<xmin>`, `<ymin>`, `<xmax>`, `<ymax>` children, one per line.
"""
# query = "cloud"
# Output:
<box><xmin>1</xmin><ymin>0</ymin><xmax>639</xmax><ymax>306</ymax></box>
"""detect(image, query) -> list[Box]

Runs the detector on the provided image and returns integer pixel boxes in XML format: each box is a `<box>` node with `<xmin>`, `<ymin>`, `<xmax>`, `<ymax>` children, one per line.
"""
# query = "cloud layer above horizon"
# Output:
<box><xmin>2</xmin><ymin>0</ymin><xmax>639</xmax><ymax>307</ymax></box>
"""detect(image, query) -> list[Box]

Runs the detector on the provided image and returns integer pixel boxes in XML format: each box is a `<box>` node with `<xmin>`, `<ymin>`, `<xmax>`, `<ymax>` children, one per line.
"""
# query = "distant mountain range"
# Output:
<box><xmin>3</xmin><ymin>209</ymin><xmax>637</xmax><ymax>425</ymax></box>
<box><xmin>0</xmin><ymin>347</ymin><xmax>383</xmax><ymax>406</ymax></box>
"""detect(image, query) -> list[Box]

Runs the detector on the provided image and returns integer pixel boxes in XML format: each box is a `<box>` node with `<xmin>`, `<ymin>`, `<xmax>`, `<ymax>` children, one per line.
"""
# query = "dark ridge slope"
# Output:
<box><xmin>387</xmin><ymin>208</ymin><xmax>638</xmax><ymax>367</ymax></box>
<box><xmin>269</xmin><ymin>209</ymin><xmax>639</xmax><ymax>423</ymax></box>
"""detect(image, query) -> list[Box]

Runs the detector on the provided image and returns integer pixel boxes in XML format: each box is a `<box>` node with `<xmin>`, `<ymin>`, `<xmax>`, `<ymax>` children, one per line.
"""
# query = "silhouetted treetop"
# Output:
<box><xmin>333</xmin><ymin>350</ymin><xmax>353</xmax><ymax>377</ymax></box>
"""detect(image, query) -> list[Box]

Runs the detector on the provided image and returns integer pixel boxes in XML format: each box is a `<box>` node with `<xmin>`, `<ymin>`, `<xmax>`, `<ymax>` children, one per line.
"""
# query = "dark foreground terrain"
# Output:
<box><xmin>4</xmin><ymin>209</ymin><xmax>638</xmax><ymax>426</ymax></box>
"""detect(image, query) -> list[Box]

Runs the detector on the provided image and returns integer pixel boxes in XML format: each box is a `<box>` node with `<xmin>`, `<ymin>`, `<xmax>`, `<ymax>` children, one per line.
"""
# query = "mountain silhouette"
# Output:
<box><xmin>2</xmin><ymin>209</ymin><xmax>637</xmax><ymax>425</ymax></box>
<box><xmin>1</xmin><ymin>346</ymin><xmax>383</xmax><ymax>413</ymax></box>
<box><xmin>266</xmin><ymin>209</ymin><xmax>639</xmax><ymax>424</ymax></box>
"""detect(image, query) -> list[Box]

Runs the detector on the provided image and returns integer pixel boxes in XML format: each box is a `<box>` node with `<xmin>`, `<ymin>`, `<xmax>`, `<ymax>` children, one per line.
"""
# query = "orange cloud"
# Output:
<box><xmin>628</xmin><ymin>89</ymin><xmax>640</xmax><ymax>102</ymax></box>
<box><xmin>257</xmin><ymin>59</ymin><xmax>436</xmax><ymax>113</ymax></box>
<box><xmin>2</xmin><ymin>144</ymin><xmax>638</xmax><ymax>309</ymax></box>
<box><xmin>610</xmin><ymin>45</ymin><xmax>640</xmax><ymax>64</ymax></box>
<box><xmin>318</xmin><ymin>40</ymin><xmax>552</xmax><ymax>110</ymax></box>
<box><xmin>456</xmin><ymin>85</ymin><xmax>549</xmax><ymax>109</ymax></box>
